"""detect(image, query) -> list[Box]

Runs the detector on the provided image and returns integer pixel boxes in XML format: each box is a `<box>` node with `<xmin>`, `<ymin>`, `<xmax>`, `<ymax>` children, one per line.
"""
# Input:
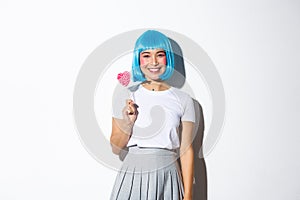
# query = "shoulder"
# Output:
<box><xmin>170</xmin><ymin>87</ymin><xmax>193</xmax><ymax>101</ymax></box>
<box><xmin>128</xmin><ymin>83</ymin><xmax>141</xmax><ymax>92</ymax></box>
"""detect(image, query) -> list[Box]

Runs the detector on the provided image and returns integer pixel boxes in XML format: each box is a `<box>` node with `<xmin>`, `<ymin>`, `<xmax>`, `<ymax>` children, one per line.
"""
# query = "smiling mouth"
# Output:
<box><xmin>148</xmin><ymin>68</ymin><xmax>161</xmax><ymax>72</ymax></box>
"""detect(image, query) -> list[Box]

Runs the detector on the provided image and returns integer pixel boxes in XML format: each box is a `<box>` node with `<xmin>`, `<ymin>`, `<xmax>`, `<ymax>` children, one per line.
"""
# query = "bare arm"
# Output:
<box><xmin>180</xmin><ymin>121</ymin><xmax>195</xmax><ymax>200</ymax></box>
<box><xmin>110</xmin><ymin>118</ymin><xmax>131</xmax><ymax>154</ymax></box>
<box><xmin>110</xmin><ymin>99</ymin><xmax>137</xmax><ymax>155</ymax></box>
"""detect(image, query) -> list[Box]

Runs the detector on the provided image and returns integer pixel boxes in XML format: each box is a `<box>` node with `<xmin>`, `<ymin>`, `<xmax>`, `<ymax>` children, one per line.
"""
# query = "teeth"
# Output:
<box><xmin>149</xmin><ymin>68</ymin><xmax>160</xmax><ymax>72</ymax></box>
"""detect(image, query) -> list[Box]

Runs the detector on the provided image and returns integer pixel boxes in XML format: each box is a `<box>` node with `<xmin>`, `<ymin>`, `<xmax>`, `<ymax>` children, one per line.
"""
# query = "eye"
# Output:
<box><xmin>142</xmin><ymin>54</ymin><xmax>150</xmax><ymax>58</ymax></box>
<box><xmin>157</xmin><ymin>53</ymin><xmax>166</xmax><ymax>57</ymax></box>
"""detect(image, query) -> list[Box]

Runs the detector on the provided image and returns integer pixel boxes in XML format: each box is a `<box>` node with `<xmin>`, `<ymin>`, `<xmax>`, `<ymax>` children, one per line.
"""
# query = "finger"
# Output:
<box><xmin>127</xmin><ymin>106</ymin><xmax>134</xmax><ymax>115</ymax></box>
<box><xmin>127</xmin><ymin>101</ymin><xmax>135</xmax><ymax>109</ymax></box>
<box><xmin>122</xmin><ymin>105</ymin><xmax>133</xmax><ymax>115</ymax></box>
<box><xmin>122</xmin><ymin>106</ymin><xmax>130</xmax><ymax>117</ymax></box>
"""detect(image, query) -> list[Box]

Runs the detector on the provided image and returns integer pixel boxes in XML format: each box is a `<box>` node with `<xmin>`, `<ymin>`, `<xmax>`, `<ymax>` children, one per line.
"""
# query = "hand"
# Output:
<box><xmin>118</xmin><ymin>99</ymin><xmax>138</xmax><ymax>134</ymax></box>
<box><xmin>126</xmin><ymin>99</ymin><xmax>136</xmax><ymax>115</ymax></box>
<box><xmin>123</xmin><ymin>99</ymin><xmax>138</xmax><ymax>122</ymax></box>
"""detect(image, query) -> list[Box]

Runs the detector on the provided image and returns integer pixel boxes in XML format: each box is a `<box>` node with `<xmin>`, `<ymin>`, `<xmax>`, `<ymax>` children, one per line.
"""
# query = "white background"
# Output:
<box><xmin>1</xmin><ymin>0</ymin><xmax>299</xmax><ymax>199</ymax></box>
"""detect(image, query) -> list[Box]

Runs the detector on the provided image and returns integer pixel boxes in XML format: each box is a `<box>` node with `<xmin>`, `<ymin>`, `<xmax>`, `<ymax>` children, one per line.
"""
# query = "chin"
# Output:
<box><xmin>145</xmin><ymin>74</ymin><xmax>163</xmax><ymax>80</ymax></box>
<box><xmin>147</xmin><ymin>76</ymin><xmax>161</xmax><ymax>81</ymax></box>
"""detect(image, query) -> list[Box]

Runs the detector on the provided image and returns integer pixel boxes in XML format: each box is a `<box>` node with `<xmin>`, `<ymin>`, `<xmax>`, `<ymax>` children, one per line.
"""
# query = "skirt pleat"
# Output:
<box><xmin>110</xmin><ymin>146</ymin><xmax>184</xmax><ymax>200</ymax></box>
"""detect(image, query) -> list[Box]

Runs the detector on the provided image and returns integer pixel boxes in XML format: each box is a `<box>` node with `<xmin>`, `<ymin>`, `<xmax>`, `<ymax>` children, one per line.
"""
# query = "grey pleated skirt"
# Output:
<box><xmin>110</xmin><ymin>146</ymin><xmax>184</xmax><ymax>200</ymax></box>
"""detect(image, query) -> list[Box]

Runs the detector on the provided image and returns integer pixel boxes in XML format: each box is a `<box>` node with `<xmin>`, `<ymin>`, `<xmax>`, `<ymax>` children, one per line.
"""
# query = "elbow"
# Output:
<box><xmin>180</xmin><ymin>144</ymin><xmax>194</xmax><ymax>156</ymax></box>
<box><xmin>110</xmin><ymin>136</ymin><xmax>121</xmax><ymax>155</ymax></box>
<box><xmin>110</xmin><ymin>130</ymin><xmax>130</xmax><ymax>155</ymax></box>
<box><xmin>111</xmin><ymin>144</ymin><xmax>121</xmax><ymax>155</ymax></box>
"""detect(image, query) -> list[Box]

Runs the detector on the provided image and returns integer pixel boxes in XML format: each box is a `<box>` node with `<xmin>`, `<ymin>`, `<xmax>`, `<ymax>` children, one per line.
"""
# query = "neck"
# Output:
<box><xmin>142</xmin><ymin>80</ymin><xmax>170</xmax><ymax>91</ymax></box>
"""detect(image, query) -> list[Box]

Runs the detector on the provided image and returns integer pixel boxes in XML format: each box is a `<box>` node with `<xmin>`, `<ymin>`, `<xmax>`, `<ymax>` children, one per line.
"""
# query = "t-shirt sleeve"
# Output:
<box><xmin>181</xmin><ymin>94</ymin><xmax>196</xmax><ymax>123</ymax></box>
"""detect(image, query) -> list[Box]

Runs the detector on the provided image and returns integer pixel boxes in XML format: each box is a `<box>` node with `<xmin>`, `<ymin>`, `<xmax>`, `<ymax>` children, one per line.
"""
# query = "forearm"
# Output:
<box><xmin>110</xmin><ymin>131</ymin><xmax>130</xmax><ymax>154</ymax></box>
<box><xmin>110</xmin><ymin>118</ymin><xmax>134</xmax><ymax>155</ymax></box>
<box><xmin>180</xmin><ymin>145</ymin><xmax>194</xmax><ymax>199</ymax></box>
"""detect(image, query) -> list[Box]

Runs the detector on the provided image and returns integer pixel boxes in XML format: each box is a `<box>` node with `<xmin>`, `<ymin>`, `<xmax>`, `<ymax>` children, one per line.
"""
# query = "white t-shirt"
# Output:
<box><xmin>112</xmin><ymin>84</ymin><xmax>195</xmax><ymax>150</ymax></box>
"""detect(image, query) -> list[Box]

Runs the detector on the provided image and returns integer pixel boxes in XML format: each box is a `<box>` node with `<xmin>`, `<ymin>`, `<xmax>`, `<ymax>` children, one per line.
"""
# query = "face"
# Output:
<box><xmin>139</xmin><ymin>48</ymin><xmax>167</xmax><ymax>81</ymax></box>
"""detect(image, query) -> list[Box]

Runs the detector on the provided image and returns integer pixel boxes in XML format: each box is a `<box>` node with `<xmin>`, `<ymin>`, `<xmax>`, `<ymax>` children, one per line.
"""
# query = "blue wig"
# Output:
<box><xmin>132</xmin><ymin>30</ymin><xmax>175</xmax><ymax>82</ymax></box>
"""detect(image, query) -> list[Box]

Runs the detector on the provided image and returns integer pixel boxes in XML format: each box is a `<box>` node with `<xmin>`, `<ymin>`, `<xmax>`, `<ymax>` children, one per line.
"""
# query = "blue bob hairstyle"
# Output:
<box><xmin>131</xmin><ymin>30</ymin><xmax>175</xmax><ymax>82</ymax></box>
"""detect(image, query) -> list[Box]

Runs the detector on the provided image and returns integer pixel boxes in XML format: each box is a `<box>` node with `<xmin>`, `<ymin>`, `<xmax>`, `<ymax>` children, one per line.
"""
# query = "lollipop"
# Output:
<box><xmin>117</xmin><ymin>71</ymin><xmax>130</xmax><ymax>87</ymax></box>
<box><xmin>117</xmin><ymin>71</ymin><xmax>134</xmax><ymax>114</ymax></box>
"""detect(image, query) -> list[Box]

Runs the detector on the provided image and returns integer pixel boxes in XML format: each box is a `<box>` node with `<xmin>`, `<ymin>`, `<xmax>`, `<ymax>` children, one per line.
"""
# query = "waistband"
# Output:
<box><xmin>128</xmin><ymin>145</ymin><xmax>178</xmax><ymax>155</ymax></box>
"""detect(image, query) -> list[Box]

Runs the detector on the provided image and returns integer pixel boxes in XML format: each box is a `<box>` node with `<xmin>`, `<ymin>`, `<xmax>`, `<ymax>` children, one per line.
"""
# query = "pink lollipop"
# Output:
<box><xmin>117</xmin><ymin>71</ymin><xmax>134</xmax><ymax>114</ymax></box>
<box><xmin>117</xmin><ymin>71</ymin><xmax>130</xmax><ymax>87</ymax></box>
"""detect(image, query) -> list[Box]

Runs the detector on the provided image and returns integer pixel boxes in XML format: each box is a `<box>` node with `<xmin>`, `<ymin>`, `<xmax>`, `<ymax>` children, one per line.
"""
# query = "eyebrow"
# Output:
<box><xmin>141</xmin><ymin>50</ymin><xmax>166</xmax><ymax>54</ymax></box>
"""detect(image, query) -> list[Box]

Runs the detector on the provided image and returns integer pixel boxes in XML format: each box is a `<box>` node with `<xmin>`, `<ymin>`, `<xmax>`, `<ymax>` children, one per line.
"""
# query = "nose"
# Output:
<box><xmin>152</xmin><ymin>55</ymin><xmax>158</xmax><ymax>66</ymax></box>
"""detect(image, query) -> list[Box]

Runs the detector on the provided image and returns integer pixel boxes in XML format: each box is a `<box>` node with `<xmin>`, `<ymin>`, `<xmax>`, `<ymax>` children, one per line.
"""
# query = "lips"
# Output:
<box><xmin>148</xmin><ymin>68</ymin><xmax>160</xmax><ymax>72</ymax></box>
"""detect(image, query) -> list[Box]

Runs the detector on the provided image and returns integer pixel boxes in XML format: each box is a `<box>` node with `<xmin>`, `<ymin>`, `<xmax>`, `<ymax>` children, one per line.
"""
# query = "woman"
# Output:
<box><xmin>110</xmin><ymin>30</ymin><xmax>195</xmax><ymax>200</ymax></box>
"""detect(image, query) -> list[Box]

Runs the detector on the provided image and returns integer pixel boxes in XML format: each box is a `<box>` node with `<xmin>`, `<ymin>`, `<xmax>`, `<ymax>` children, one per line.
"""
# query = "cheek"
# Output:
<box><xmin>161</xmin><ymin>57</ymin><xmax>167</xmax><ymax>65</ymax></box>
<box><xmin>139</xmin><ymin>57</ymin><xmax>147</xmax><ymax>66</ymax></box>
